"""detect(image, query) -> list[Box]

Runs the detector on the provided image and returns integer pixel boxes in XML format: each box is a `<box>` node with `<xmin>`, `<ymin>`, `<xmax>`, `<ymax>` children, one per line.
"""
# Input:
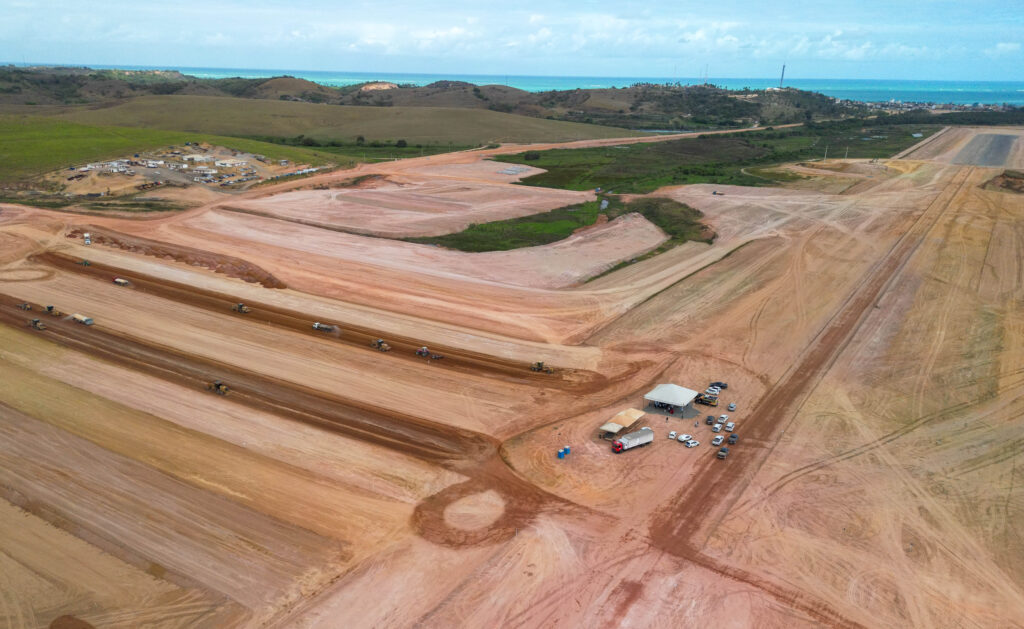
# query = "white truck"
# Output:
<box><xmin>612</xmin><ymin>428</ymin><xmax>654</xmax><ymax>453</ymax></box>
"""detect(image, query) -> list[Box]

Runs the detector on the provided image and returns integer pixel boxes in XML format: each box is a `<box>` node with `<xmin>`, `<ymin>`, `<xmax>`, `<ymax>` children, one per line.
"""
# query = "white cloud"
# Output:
<box><xmin>984</xmin><ymin>42</ymin><xmax>1021</xmax><ymax>57</ymax></box>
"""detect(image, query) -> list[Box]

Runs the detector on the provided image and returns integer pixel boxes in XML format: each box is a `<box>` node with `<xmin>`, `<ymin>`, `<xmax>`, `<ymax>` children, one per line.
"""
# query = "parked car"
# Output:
<box><xmin>684</xmin><ymin>440</ymin><xmax>700</xmax><ymax>448</ymax></box>
<box><xmin>712</xmin><ymin>435</ymin><xmax>725</xmax><ymax>446</ymax></box>
<box><xmin>718</xmin><ymin>415</ymin><xmax>729</xmax><ymax>422</ymax></box>
<box><xmin>705</xmin><ymin>415</ymin><xmax>715</xmax><ymax>425</ymax></box>
<box><xmin>728</xmin><ymin>402</ymin><xmax>737</xmax><ymax>411</ymax></box>
<box><xmin>728</xmin><ymin>433</ymin><xmax>738</xmax><ymax>444</ymax></box>
<box><xmin>725</xmin><ymin>422</ymin><xmax>735</xmax><ymax>432</ymax></box>
<box><xmin>678</xmin><ymin>434</ymin><xmax>692</xmax><ymax>442</ymax></box>
<box><xmin>711</xmin><ymin>381</ymin><xmax>728</xmax><ymax>389</ymax></box>
<box><xmin>706</xmin><ymin>387</ymin><xmax>721</xmax><ymax>395</ymax></box>
<box><xmin>668</xmin><ymin>431</ymin><xmax>677</xmax><ymax>440</ymax></box>
<box><xmin>712</xmin><ymin>423</ymin><xmax>723</xmax><ymax>433</ymax></box>
<box><xmin>717</xmin><ymin>447</ymin><xmax>730</xmax><ymax>459</ymax></box>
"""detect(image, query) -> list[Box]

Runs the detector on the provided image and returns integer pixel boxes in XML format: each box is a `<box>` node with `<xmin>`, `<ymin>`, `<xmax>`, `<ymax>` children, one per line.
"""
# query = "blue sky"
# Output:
<box><xmin>2</xmin><ymin>0</ymin><xmax>1022</xmax><ymax>80</ymax></box>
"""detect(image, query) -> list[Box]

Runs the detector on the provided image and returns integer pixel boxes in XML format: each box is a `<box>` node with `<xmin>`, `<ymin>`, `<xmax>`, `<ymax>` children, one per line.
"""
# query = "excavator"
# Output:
<box><xmin>206</xmin><ymin>380</ymin><xmax>230</xmax><ymax>395</ymax></box>
<box><xmin>26</xmin><ymin>318</ymin><xmax>46</xmax><ymax>330</ymax></box>
<box><xmin>17</xmin><ymin>302</ymin><xmax>31</xmax><ymax>311</ymax></box>
<box><xmin>232</xmin><ymin>302</ymin><xmax>252</xmax><ymax>314</ymax></box>
<box><xmin>371</xmin><ymin>338</ymin><xmax>392</xmax><ymax>352</ymax></box>
<box><xmin>44</xmin><ymin>305</ymin><xmax>62</xmax><ymax>317</ymax></box>
<box><xmin>530</xmin><ymin>361</ymin><xmax>554</xmax><ymax>374</ymax></box>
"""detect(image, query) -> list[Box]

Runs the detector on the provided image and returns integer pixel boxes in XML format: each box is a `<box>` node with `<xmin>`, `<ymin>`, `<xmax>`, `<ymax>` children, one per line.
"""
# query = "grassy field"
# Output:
<box><xmin>494</xmin><ymin>121</ymin><xmax>940</xmax><ymax>193</ymax></box>
<box><xmin>26</xmin><ymin>95</ymin><xmax>645</xmax><ymax>146</ymax></box>
<box><xmin>0</xmin><ymin>115</ymin><xmax>340</xmax><ymax>184</ymax></box>
<box><xmin>406</xmin><ymin>196</ymin><xmax>709</xmax><ymax>252</ymax></box>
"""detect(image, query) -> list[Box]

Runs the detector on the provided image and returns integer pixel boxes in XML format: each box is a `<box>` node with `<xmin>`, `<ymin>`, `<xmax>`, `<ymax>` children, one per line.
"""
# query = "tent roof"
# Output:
<box><xmin>612</xmin><ymin>408</ymin><xmax>645</xmax><ymax>423</ymax></box>
<box><xmin>598</xmin><ymin>422</ymin><xmax>624</xmax><ymax>433</ymax></box>
<box><xmin>643</xmin><ymin>383</ymin><xmax>699</xmax><ymax>407</ymax></box>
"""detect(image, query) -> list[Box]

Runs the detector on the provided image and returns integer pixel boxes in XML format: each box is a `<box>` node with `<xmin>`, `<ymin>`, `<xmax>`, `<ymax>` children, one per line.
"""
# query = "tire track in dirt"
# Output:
<box><xmin>0</xmin><ymin>297</ymin><xmax>583</xmax><ymax>549</ymax></box>
<box><xmin>645</xmin><ymin>166</ymin><xmax>975</xmax><ymax>627</ymax></box>
<box><xmin>34</xmin><ymin>251</ymin><xmax>609</xmax><ymax>393</ymax></box>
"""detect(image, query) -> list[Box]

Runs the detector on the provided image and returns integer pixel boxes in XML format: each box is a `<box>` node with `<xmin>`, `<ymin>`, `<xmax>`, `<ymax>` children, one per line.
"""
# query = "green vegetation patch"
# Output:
<box><xmin>406</xmin><ymin>195</ymin><xmax>710</xmax><ymax>253</ymax></box>
<box><xmin>0</xmin><ymin>114</ymin><xmax>341</xmax><ymax>184</ymax></box>
<box><xmin>495</xmin><ymin>121</ymin><xmax>939</xmax><ymax>193</ymax></box>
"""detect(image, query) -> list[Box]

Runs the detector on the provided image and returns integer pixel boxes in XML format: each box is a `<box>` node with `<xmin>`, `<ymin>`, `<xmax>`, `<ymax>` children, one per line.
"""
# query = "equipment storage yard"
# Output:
<box><xmin>2</xmin><ymin>125</ymin><xmax>1024</xmax><ymax>628</ymax></box>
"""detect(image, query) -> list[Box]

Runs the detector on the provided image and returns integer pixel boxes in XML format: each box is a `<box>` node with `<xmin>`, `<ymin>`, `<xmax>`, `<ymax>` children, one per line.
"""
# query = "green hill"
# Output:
<box><xmin>40</xmin><ymin>95</ymin><xmax>646</xmax><ymax>145</ymax></box>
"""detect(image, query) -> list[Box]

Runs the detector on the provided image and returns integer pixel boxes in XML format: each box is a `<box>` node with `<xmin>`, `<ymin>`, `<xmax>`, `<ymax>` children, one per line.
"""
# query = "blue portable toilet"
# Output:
<box><xmin>557</xmin><ymin>448</ymin><xmax>565</xmax><ymax>459</ymax></box>
<box><xmin>563</xmin><ymin>445</ymin><xmax>571</xmax><ymax>455</ymax></box>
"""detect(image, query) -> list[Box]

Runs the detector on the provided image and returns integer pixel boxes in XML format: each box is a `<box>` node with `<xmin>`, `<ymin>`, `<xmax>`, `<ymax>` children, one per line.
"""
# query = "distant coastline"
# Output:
<box><xmin>9</xmin><ymin>63</ymin><xmax>1024</xmax><ymax>106</ymax></box>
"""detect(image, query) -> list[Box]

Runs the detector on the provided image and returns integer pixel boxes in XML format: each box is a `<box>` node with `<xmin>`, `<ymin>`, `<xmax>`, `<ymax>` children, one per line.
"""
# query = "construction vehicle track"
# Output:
<box><xmin>35</xmin><ymin>251</ymin><xmax>609</xmax><ymax>392</ymax></box>
<box><xmin>0</xmin><ymin>297</ymin><xmax>573</xmax><ymax>546</ymax></box>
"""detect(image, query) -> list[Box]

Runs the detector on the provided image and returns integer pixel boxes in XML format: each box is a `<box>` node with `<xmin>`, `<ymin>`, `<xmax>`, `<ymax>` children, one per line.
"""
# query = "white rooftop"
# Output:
<box><xmin>643</xmin><ymin>383</ymin><xmax>699</xmax><ymax>407</ymax></box>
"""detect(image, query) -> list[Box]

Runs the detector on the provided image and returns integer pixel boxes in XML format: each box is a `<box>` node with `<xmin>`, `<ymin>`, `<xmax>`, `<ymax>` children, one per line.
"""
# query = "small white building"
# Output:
<box><xmin>183</xmin><ymin>154</ymin><xmax>212</xmax><ymax>163</ymax></box>
<box><xmin>194</xmin><ymin>166</ymin><xmax>218</xmax><ymax>175</ymax></box>
<box><xmin>215</xmin><ymin>159</ymin><xmax>247</xmax><ymax>168</ymax></box>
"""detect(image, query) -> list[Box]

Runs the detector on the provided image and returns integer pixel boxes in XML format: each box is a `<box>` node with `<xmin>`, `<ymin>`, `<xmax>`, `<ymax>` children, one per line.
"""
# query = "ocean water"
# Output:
<box><xmin>46</xmin><ymin>64</ymin><xmax>1024</xmax><ymax>105</ymax></box>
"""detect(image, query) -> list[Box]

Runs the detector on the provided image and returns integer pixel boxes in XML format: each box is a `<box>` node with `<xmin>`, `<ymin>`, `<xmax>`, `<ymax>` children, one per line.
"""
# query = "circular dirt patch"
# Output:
<box><xmin>443</xmin><ymin>489</ymin><xmax>506</xmax><ymax>531</ymax></box>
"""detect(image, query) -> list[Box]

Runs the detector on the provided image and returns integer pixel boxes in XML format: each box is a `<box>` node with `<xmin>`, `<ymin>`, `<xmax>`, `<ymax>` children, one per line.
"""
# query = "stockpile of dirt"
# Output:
<box><xmin>65</xmin><ymin>227</ymin><xmax>286</xmax><ymax>288</ymax></box>
<box><xmin>984</xmin><ymin>170</ymin><xmax>1024</xmax><ymax>194</ymax></box>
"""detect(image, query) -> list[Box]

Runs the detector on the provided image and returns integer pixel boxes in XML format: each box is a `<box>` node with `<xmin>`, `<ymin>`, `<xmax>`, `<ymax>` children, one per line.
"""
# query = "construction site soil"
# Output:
<box><xmin>3</xmin><ymin>125</ymin><xmax>1024</xmax><ymax>628</ymax></box>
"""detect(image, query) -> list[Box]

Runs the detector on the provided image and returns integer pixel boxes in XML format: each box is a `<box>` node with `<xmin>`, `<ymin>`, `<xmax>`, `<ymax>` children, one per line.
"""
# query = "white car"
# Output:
<box><xmin>684</xmin><ymin>440</ymin><xmax>700</xmax><ymax>448</ymax></box>
<box><xmin>677</xmin><ymin>434</ymin><xmax>693</xmax><ymax>442</ymax></box>
<box><xmin>728</xmin><ymin>402</ymin><xmax>737</xmax><ymax>411</ymax></box>
<box><xmin>706</xmin><ymin>387</ymin><xmax>721</xmax><ymax>394</ymax></box>
<box><xmin>724</xmin><ymin>422</ymin><xmax>735</xmax><ymax>432</ymax></box>
<box><xmin>718</xmin><ymin>415</ymin><xmax>730</xmax><ymax>422</ymax></box>
<box><xmin>712</xmin><ymin>423</ymin><xmax>723</xmax><ymax>433</ymax></box>
<box><xmin>668</xmin><ymin>431</ymin><xmax>677</xmax><ymax>439</ymax></box>
<box><xmin>712</xmin><ymin>435</ymin><xmax>725</xmax><ymax>446</ymax></box>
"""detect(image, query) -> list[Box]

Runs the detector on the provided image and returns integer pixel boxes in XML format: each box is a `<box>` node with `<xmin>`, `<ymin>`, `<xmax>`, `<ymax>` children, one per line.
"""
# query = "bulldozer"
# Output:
<box><xmin>312</xmin><ymin>322</ymin><xmax>336</xmax><ymax>333</ymax></box>
<box><xmin>232</xmin><ymin>302</ymin><xmax>252</xmax><ymax>314</ymax></box>
<box><xmin>45</xmin><ymin>305</ymin><xmax>62</xmax><ymax>317</ymax></box>
<box><xmin>530</xmin><ymin>361</ymin><xmax>554</xmax><ymax>374</ymax></box>
<box><xmin>17</xmin><ymin>302</ymin><xmax>31</xmax><ymax>311</ymax></box>
<box><xmin>371</xmin><ymin>338</ymin><xmax>392</xmax><ymax>352</ymax></box>
<box><xmin>27</xmin><ymin>318</ymin><xmax>46</xmax><ymax>330</ymax></box>
<box><xmin>206</xmin><ymin>380</ymin><xmax>230</xmax><ymax>395</ymax></box>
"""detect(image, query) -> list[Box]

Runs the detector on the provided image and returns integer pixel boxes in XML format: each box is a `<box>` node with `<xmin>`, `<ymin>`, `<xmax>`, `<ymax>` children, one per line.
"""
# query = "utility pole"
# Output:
<box><xmin>845</xmin><ymin>146</ymin><xmax>849</xmax><ymax>160</ymax></box>
<box><xmin>779</xmin><ymin>63</ymin><xmax>786</xmax><ymax>89</ymax></box>
<box><xmin>823</xmin><ymin>145</ymin><xmax>828</xmax><ymax>162</ymax></box>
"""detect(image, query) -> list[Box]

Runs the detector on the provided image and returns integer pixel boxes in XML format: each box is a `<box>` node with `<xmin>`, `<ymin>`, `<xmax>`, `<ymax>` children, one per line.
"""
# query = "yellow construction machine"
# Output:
<box><xmin>206</xmin><ymin>380</ymin><xmax>230</xmax><ymax>395</ymax></box>
<box><xmin>232</xmin><ymin>303</ymin><xmax>252</xmax><ymax>314</ymax></box>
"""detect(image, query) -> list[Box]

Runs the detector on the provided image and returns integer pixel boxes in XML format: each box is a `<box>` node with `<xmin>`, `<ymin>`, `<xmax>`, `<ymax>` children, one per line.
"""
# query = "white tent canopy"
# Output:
<box><xmin>643</xmin><ymin>383</ymin><xmax>699</xmax><ymax>407</ymax></box>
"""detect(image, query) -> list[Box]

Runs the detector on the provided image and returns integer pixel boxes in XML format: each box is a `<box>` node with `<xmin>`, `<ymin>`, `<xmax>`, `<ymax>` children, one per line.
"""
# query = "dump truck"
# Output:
<box><xmin>27</xmin><ymin>318</ymin><xmax>46</xmax><ymax>330</ymax></box>
<box><xmin>113</xmin><ymin>278</ymin><xmax>130</xmax><ymax>286</ymax></box>
<box><xmin>232</xmin><ymin>303</ymin><xmax>251</xmax><ymax>314</ymax></box>
<box><xmin>612</xmin><ymin>428</ymin><xmax>655</xmax><ymax>453</ymax></box>
<box><xmin>71</xmin><ymin>313</ymin><xmax>94</xmax><ymax>325</ymax></box>
<box><xmin>312</xmin><ymin>322</ymin><xmax>336</xmax><ymax>332</ymax></box>
<box><xmin>530</xmin><ymin>361</ymin><xmax>554</xmax><ymax>374</ymax></box>
<box><xmin>370</xmin><ymin>338</ymin><xmax>392</xmax><ymax>352</ymax></box>
<box><xmin>206</xmin><ymin>380</ymin><xmax>230</xmax><ymax>395</ymax></box>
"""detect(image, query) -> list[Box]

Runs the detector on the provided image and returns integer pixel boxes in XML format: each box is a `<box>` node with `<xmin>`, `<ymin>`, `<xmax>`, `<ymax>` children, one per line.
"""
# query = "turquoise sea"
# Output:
<box><xmin>50</xmin><ymin>64</ymin><xmax>1024</xmax><ymax>105</ymax></box>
